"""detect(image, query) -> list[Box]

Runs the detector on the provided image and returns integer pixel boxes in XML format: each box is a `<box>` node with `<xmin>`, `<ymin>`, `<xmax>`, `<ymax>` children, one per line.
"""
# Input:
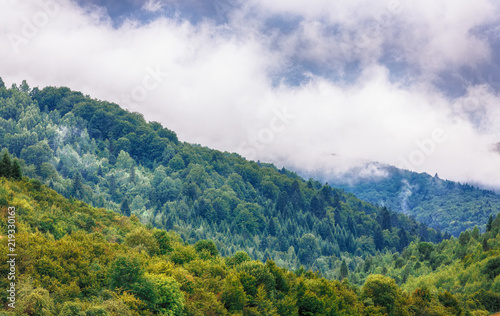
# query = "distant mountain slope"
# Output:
<box><xmin>310</xmin><ymin>164</ymin><xmax>500</xmax><ymax>236</ymax></box>
<box><xmin>0</xmin><ymin>80</ymin><xmax>444</xmax><ymax>276</ymax></box>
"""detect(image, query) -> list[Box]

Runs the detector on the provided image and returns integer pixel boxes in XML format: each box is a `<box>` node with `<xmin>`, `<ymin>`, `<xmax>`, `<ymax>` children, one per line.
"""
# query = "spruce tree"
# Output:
<box><xmin>381</xmin><ymin>207</ymin><xmax>392</xmax><ymax>230</ymax></box>
<box><xmin>121</xmin><ymin>199</ymin><xmax>131</xmax><ymax>217</ymax></box>
<box><xmin>487</xmin><ymin>215</ymin><xmax>494</xmax><ymax>232</ymax></box>
<box><xmin>11</xmin><ymin>159</ymin><xmax>22</xmax><ymax>180</ymax></box>
<box><xmin>0</xmin><ymin>152</ymin><xmax>12</xmax><ymax>178</ymax></box>
<box><xmin>340</xmin><ymin>259</ymin><xmax>349</xmax><ymax>280</ymax></box>
<box><xmin>482</xmin><ymin>238</ymin><xmax>490</xmax><ymax>252</ymax></box>
<box><xmin>71</xmin><ymin>172</ymin><xmax>83</xmax><ymax>199</ymax></box>
<box><xmin>128</xmin><ymin>166</ymin><xmax>136</xmax><ymax>184</ymax></box>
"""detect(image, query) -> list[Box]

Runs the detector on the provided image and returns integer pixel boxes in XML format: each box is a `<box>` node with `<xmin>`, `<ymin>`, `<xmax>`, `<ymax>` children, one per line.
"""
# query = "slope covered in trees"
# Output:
<box><xmin>318</xmin><ymin>164</ymin><xmax>500</xmax><ymax>236</ymax></box>
<box><xmin>0</xmin><ymin>177</ymin><xmax>488</xmax><ymax>315</ymax></box>
<box><xmin>0</xmin><ymin>80</ymin><xmax>446</xmax><ymax>275</ymax></box>
<box><xmin>343</xmin><ymin>212</ymin><xmax>500</xmax><ymax>315</ymax></box>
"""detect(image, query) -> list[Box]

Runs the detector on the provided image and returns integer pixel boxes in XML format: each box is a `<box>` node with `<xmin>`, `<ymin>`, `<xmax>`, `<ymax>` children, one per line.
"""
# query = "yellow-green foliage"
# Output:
<box><xmin>0</xmin><ymin>178</ymin><xmax>484</xmax><ymax>315</ymax></box>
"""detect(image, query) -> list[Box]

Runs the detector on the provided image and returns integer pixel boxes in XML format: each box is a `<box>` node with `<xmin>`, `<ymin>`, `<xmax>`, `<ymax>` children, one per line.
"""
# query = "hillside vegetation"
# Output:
<box><xmin>0</xmin><ymin>177</ymin><xmax>490</xmax><ymax>315</ymax></box>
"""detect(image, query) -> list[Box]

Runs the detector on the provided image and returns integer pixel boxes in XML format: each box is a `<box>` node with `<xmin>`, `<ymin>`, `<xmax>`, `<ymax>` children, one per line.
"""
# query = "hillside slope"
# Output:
<box><xmin>0</xmin><ymin>177</ymin><xmax>486</xmax><ymax>315</ymax></box>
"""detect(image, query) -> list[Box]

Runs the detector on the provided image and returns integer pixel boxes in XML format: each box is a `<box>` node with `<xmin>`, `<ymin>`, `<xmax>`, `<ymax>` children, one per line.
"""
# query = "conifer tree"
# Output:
<box><xmin>381</xmin><ymin>207</ymin><xmax>392</xmax><ymax>230</ymax></box>
<box><xmin>482</xmin><ymin>238</ymin><xmax>490</xmax><ymax>252</ymax></box>
<box><xmin>340</xmin><ymin>259</ymin><xmax>349</xmax><ymax>280</ymax></box>
<box><xmin>71</xmin><ymin>172</ymin><xmax>83</xmax><ymax>198</ymax></box>
<box><xmin>0</xmin><ymin>152</ymin><xmax>12</xmax><ymax>178</ymax></box>
<box><xmin>11</xmin><ymin>159</ymin><xmax>22</xmax><ymax>180</ymax></box>
<box><xmin>487</xmin><ymin>215</ymin><xmax>494</xmax><ymax>232</ymax></box>
<box><xmin>121</xmin><ymin>199</ymin><xmax>131</xmax><ymax>217</ymax></box>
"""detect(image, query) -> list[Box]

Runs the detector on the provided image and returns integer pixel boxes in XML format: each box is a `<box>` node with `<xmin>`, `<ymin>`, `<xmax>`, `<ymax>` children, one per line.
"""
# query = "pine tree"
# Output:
<box><xmin>340</xmin><ymin>259</ymin><xmax>349</xmax><ymax>280</ymax></box>
<box><xmin>381</xmin><ymin>207</ymin><xmax>392</xmax><ymax>230</ymax></box>
<box><xmin>374</xmin><ymin>226</ymin><xmax>385</xmax><ymax>251</ymax></box>
<box><xmin>487</xmin><ymin>215</ymin><xmax>494</xmax><ymax>232</ymax></box>
<box><xmin>71</xmin><ymin>172</ymin><xmax>83</xmax><ymax>199</ymax></box>
<box><xmin>268</xmin><ymin>217</ymin><xmax>277</xmax><ymax>236</ymax></box>
<box><xmin>398</xmin><ymin>227</ymin><xmax>410</xmax><ymax>252</ymax></box>
<box><xmin>482</xmin><ymin>238</ymin><xmax>490</xmax><ymax>252</ymax></box>
<box><xmin>121</xmin><ymin>199</ymin><xmax>131</xmax><ymax>217</ymax></box>
<box><xmin>11</xmin><ymin>159</ymin><xmax>22</xmax><ymax>180</ymax></box>
<box><xmin>128</xmin><ymin>165</ymin><xmax>136</xmax><ymax>184</ymax></box>
<box><xmin>0</xmin><ymin>152</ymin><xmax>12</xmax><ymax>178</ymax></box>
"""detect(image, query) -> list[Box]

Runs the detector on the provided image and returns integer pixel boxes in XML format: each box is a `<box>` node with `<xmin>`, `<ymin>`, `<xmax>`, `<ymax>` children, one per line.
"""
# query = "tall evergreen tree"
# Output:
<box><xmin>487</xmin><ymin>215</ymin><xmax>494</xmax><ymax>232</ymax></box>
<box><xmin>398</xmin><ymin>227</ymin><xmax>410</xmax><ymax>252</ymax></box>
<box><xmin>11</xmin><ymin>159</ymin><xmax>22</xmax><ymax>180</ymax></box>
<box><xmin>374</xmin><ymin>226</ymin><xmax>385</xmax><ymax>251</ymax></box>
<box><xmin>482</xmin><ymin>238</ymin><xmax>490</xmax><ymax>252</ymax></box>
<box><xmin>0</xmin><ymin>152</ymin><xmax>12</xmax><ymax>178</ymax></box>
<box><xmin>71</xmin><ymin>171</ymin><xmax>84</xmax><ymax>198</ymax></box>
<box><xmin>340</xmin><ymin>259</ymin><xmax>349</xmax><ymax>280</ymax></box>
<box><xmin>381</xmin><ymin>207</ymin><xmax>392</xmax><ymax>230</ymax></box>
<box><xmin>121</xmin><ymin>199</ymin><xmax>131</xmax><ymax>217</ymax></box>
<box><xmin>128</xmin><ymin>165</ymin><xmax>136</xmax><ymax>184</ymax></box>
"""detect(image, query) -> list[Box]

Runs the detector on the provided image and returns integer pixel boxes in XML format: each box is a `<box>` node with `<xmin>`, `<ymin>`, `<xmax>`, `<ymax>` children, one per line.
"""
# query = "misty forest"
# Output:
<box><xmin>1</xmin><ymin>80</ymin><xmax>500</xmax><ymax>316</ymax></box>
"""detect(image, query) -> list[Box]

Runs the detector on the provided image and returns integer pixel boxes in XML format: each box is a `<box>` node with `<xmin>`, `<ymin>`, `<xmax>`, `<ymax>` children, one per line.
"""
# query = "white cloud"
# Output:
<box><xmin>142</xmin><ymin>0</ymin><xmax>163</xmax><ymax>13</ymax></box>
<box><xmin>1</xmin><ymin>0</ymin><xmax>500</xmax><ymax>188</ymax></box>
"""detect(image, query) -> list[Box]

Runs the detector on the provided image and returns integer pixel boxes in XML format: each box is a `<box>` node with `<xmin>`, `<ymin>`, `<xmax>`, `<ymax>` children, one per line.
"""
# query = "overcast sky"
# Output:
<box><xmin>1</xmin><ymin>0</ymin><xmax>500</xmax><ymax>188</ymax></box>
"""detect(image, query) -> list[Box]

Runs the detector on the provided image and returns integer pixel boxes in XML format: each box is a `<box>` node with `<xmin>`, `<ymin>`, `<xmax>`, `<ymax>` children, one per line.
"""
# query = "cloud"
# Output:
<box><xmin>1</xmin><ymin>0</ymin><xmax>500</xmax><ymax>188</ymax></box>
<box><xmin>142</xmin><ymin>0</ymin><xmax>163</xmax><ymax>13</ymax></box>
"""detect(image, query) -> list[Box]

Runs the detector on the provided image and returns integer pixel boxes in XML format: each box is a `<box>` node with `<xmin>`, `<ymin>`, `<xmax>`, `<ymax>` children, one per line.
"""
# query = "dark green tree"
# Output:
<box><xmin>194</xmin><ymin>240</ymin><xmax>218</xmax><ymax>257</ymax></box>
<box><xmin>71</xmin><ymin>172</ymin><xmax>84</xmax><ymax>199</ymax></box>
<box><xmin>0</xmin><ymin>152</ymin><xmax>12</xmax><ymax>178</ymax></box>
<box><xmin>11</xmin><ymin>159</ymin><xmax>22</xmax><ymax>180</ymax></box>
<box><xmin>482</xmin><ymin>238</ymin><xmax>490</xmax><ymax>252</ymax></box>
<box><xmin>380</xmin><ymin>207</ymin><xmax>392</xmax><ymax>230</ymax></box>
<box><xmin>340</xmin><ymin>259</ymin><xmax>349</xmax><ymax>280</ymax></box>
<box><xmin>128</xmin><ymin>165</ymin><xmax>136</xmax><ymax>184</ymax></box>
<box><xmin>373</xmin><ymin>226</ymin><xmax>385</xmax><ymax>251</ymax></box>
<box><xmin>121</xmin><ymin>198</ymin><xmax>131</xmax><ymax>217</ymax></box>
<box><xmin>398</xmin><ymin>227</ymin><xmax>410</xmax><ymax>251</ymax></box>
<box><xmin>487</xmin><ymin>215</ymin><xmax>494</xmax><ymax>232</ymax></box>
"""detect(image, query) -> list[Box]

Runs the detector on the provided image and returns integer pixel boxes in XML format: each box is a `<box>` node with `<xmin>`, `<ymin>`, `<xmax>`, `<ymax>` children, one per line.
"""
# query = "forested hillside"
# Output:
<box><xmin>0</xmin><ymin>177</ymin><xmax>488</xmax><ymax>315</ymax></box>
<box><xmin>319</xmin><ymin>164</ymin><xmax>500</xmax><ymax>236</ymax></box>
<box><xmin>0</xmin><ymin>80</ymin><xmax>446</xmax><ymax>276</ymax></box>
<box><xmin>345</xmin><ymin>212</ymin><xmax>500</xmax><ymax>315</ymax></box>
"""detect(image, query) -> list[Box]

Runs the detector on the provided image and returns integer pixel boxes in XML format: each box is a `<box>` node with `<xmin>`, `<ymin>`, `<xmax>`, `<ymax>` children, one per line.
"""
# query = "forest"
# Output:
<box><xmin>0</xmin><ymin>79</ymin><xmax>499</xmax><ymax>315</ymax></box>
<box><xmin>1</xmin><ymin>176</ymin><xmax>499</xmax><ymax>315</ymax></box>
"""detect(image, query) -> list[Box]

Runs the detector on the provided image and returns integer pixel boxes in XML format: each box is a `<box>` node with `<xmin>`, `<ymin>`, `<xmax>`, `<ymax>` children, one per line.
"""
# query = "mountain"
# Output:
<box><xmin>305</xmin><ymin>163</ymin><xmax>500</xmax><ymax>236</ymax></box>
<box><xmin>0</xmin><ymin>80</ymin><xmax>445</xmax><ymax>277</ymax></box>
<box><xmin>0</xmin><ymin>176</ymin><xmax>484</xmax><ymax>315</ymax></box>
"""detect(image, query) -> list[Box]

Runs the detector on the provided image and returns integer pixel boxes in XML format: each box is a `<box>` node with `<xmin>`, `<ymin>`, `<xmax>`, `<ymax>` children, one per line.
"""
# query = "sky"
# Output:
<box><xmin>1</xmin><ymin>0</ymin><xmax>500</xmax><ymax>188</ymax></box>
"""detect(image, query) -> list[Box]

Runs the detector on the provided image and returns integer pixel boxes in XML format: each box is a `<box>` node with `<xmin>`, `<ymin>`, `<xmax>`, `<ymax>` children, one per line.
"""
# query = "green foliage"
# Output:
<box><xmin>194</xmin><ymin>239</ymin><xmax>219</xmax><ymax>257</ymax></box>
<box><xmin>362</xmin><ymin>274</ymin><xmax>401</xmax><ymax>315</ymax></box>
<box><xmin>482</xmin><ymin>256</ymin><xmax>500</xmax><ymax>279</ymax></box>
<box><xmin>0</xmin><ymin>178</ymin><xmax>485</xmax><ymax>315</ymax></box>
